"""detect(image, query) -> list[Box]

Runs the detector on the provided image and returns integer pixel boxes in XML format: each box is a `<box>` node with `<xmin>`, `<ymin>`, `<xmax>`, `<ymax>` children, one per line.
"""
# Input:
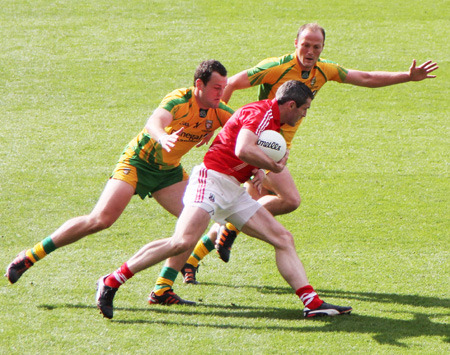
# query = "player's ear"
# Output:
<box><xmin>195</xmin><ymin>78</ymin><xmax>204</xmax><ymax>90</ymax></box>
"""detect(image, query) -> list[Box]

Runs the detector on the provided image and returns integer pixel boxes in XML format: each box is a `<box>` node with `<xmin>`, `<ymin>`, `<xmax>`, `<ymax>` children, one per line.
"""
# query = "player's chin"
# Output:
<box><xmin>304</xmin><ymin>58</ymin><xmax>316</xmax><ymax>68</ymax></box>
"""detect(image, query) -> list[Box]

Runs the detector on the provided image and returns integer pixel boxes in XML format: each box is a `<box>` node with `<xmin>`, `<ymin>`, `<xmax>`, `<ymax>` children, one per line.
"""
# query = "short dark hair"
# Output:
<box><xmin>275</xmin><ymin>80</ymin><xmax>314</xmax><ymax>107</ymax></box>
<box><xmin>296</xmin><ymin>23</ymin><xmax>326</xmax><ymax>43</ymax></box>
<box><xmin>194</xmin><ymin>60</ymin><xmax>227</xmax><ymax>87</ymax></box>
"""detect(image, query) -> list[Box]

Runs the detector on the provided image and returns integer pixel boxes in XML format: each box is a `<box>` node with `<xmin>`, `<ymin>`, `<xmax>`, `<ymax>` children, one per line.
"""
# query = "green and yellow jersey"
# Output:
<box><xmin>120</xmin><ymin>87</ymin><xmax>234</xmax><ymax>170</ymax></box>
<box><xmin>247</xmin><ymin>53</ymin><xmax>348</xmax><ymax>148</ymax></box>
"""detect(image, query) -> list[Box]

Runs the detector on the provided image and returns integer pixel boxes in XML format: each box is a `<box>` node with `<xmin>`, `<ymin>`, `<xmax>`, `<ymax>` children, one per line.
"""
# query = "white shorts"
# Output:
<box><xmin>183</xmin><ymin>164</ymin><xmax>262</xmax><ymax>230</ymax></box>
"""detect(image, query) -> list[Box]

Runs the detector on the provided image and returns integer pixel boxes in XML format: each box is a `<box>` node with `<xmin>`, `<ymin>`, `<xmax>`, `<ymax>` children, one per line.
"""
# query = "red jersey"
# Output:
<box><xmin>204</xmin><ymin>99</ymin><xmax>281</xmax><ymax>183</ymax></box>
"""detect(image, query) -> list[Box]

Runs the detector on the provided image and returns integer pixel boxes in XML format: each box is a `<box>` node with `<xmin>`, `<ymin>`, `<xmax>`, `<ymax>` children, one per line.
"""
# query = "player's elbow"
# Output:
<box><xmin>235</xmin><ymin>145</ymin><xmax>252</xmax><ymax>162</ymax></box>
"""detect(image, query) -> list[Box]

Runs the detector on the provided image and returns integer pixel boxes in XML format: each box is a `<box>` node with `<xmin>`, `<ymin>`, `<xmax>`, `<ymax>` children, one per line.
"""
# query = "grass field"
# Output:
<box><xmin>1</xmin><ymin>0</ymin><xmax>449</xmax><ymax>354</ymax></box>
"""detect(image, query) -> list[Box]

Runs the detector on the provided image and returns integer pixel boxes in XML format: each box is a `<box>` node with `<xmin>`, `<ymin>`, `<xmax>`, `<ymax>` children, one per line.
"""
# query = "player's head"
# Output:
<box><xmin>276</xmin><ymin>80</ymin><xmax>314</xmax><ymax>127</ymax></box>
<box><xmin>295</xmin><ymin>23</ymin><xmax>325</xmax><ymax>71</ymax></box>
<box><xmin>276</xmin><ymin>80</ymin><xmax>313</xmax><ymax>107</ymax></box>
<box><xmin>194</xmin><ymin>60</ymin><xmax>227</xmax><ymax>87</ymax></box>
<box><xmin>296</xmin><ymin>23</ymin><xmax>325</xmax><ymax>44</ymax></box>
<box><xmin>194</xmin><ymin>60</ymin><xmax>228</xmax><ymax>109</ymax></box>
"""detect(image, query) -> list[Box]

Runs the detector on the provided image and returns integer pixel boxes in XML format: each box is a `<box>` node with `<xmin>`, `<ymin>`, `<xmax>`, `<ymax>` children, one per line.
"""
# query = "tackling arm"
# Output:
<box><xmin>145</xmin><ymin>108</ymin><xmax>184</xmax><ymax>152</ymax></box>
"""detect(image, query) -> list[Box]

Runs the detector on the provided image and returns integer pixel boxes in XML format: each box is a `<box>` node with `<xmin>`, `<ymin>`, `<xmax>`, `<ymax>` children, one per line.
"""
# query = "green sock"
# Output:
<box><xmin>154</xmin><ymin>267</ymin><xmax>178</xmax><ymax>296</ymax></box>
<box><xmin>26</xmin><ymin>236</ymin><xmax>57</xmax><ymax>263</ymax></box>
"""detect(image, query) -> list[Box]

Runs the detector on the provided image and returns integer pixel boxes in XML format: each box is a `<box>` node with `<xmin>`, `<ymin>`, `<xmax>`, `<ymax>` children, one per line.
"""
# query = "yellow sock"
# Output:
<box><xmin>226</xmin><ymin>222</ymin><xmax>240</xmax><ymax>234</ymax></box>
<box><xmin>153</xmin><ymin>267</ymin><xmax>178</xmax><ymax>296</ymax></box>
<box><xmin>26</xmin><ymin>237</ymin><xmax>56</xmax><ymax>263</ymax></box>
<box><xmin>186</xmin><ymin>255</ymin><xmax>199</xmax><ymax>268</ymax></box>
<box><xmin>154</xmin><ymin>278</ymin><xmax>173</xmax><ymax>296</ymax></box>
<box><xmin>187</xmin><ymin>235</ymin><xmax>215</xmax><ymax>268</ymax></box>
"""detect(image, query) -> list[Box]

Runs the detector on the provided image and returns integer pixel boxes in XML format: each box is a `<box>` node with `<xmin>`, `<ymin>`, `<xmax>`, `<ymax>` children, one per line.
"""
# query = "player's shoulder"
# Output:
<box><xmin>217</xmin><ymin>101</ymin><xmax>235</xmax><ymax>115</ymax></box>
<box><xmin>240</xmin><ymin>99</ymin><xmax>272</xmax><ymax>115</ymax></box>
<box><xmin>159</xmin><ymin>87</ymin><xmax>194</xmax><ymax>109</ymax></box>
<box><xmin>315</xmin><ymin>58</ymin><xmax>348</xmax><ymax>82</ymax></box>
<box><xmin>316</xmin><ymin>57</ymin><xmax>343</xmax><ymax>67</ymax></box>
<box><xmin>253</xmin><ymin>52</ymin><xmax>296</xmax><ymax>70</ymax></box>
<box><xmin>164</xmin><ymin>87</ymin><xmax>193</xmax><ymax>101</ymax></box>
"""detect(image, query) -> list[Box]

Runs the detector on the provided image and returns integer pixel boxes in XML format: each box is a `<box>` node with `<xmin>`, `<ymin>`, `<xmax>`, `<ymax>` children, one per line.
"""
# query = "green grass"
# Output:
<box><xmin>1</xmin><ymin>0</ymin><xmax>449</xmax><ymax>354</ymax></box>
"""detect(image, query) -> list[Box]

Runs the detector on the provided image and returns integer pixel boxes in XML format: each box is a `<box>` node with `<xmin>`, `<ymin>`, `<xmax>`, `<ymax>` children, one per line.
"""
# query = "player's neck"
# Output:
<box><xmin>194</xmin><ymin>89</ymin><xmax>210</xmax><ymax>110</ymax></box>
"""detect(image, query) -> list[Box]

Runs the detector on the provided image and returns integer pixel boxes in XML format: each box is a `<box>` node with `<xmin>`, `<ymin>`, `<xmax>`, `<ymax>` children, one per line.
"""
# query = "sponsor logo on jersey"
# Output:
<box><xmin>179</xmin><ymin>131</ymin><xmax>204</xmax><ymax>142</ymax></box>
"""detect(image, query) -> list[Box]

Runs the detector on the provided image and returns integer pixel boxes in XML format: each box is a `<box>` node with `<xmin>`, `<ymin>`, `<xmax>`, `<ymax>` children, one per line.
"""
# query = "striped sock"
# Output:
<box><xmin>186</xmin><ymin>235</ymin><xmax>215</xmax><ymax>267</ymax></box>
<box><xmin>296</xmin><ymin>285</ymin><xmax>324</xmax><ymax>309</ymax></box>
<box><xmin>105</xmin><ymin>263</ymin><xmax>134</xmax><ymax>289</ymax></box>
<box><xmin>153</xmin><ymin>267</ymin><xmax>178</xmax><ymax>296</ymax></box>
<box><xmin>25</xmin><ymin>237</ymin><xmax>56</xmax><ymax>263</ymax></box>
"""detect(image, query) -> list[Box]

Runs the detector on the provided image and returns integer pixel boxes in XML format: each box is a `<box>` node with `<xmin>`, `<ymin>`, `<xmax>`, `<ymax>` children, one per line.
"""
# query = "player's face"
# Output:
<box><xmin>295</xmin><ymin>29</ymin><xmax>324</xmax><ymax>71</ymax></box>
<box><xmin>196</xmin><ymin>72</ymin><xmax>228</xmax><ymax>109</ymax></box>
<box><xmin>285</xmin><ymin>98</ymin><xmax>312</xmax><ymax>127</ymax></box>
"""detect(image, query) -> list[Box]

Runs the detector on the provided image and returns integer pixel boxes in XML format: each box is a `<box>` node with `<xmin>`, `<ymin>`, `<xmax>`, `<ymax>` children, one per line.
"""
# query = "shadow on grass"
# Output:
<box><xmin>38</xmin><ymin>287</ymin><xmax>450</xmax><ymax>347</ymax></box>
<box><xmin>202</xmin><ymin>282</ymin><xmax>450</xmax><ymax>309</ymax></box>
<box><xmin>111</xmin><ymin>312</ymin><xmax>449</xmax><ymax>347</ymax></box>
<box><xmin>39</xmin><ymin>302</ymin><xmax>304</xmax><ymax>320</ymax></box>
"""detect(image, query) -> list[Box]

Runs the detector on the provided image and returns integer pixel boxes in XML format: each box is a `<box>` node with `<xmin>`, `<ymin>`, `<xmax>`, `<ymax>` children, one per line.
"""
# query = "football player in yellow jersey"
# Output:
<box><xmin>180</xmin><ymin>23</ymin><xmax>439</xmax><ymax>284</ymax></box>
<box><xmin>5</xmin><ymin>60</ymin><xmax>233</xmax><ymax>290</ymax></box>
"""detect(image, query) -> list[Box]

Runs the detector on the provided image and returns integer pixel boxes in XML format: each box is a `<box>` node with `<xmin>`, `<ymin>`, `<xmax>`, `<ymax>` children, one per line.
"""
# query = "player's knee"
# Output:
<box><xmin>273</xmin><ymin>230</ymin><xmax>296</xmax><ymax>249</ymax></box>
<box><xmin>281</xmin><ymin>194</ymin><xmax>301</xmax><ymax>213</ymax></box>
<box><xmin>87</xmin><ymin>214</ymin><xmax>115</xmax><ymax>233</ymax></box>
<box><xmin>169</xmin><ymin>236</ymin><xmax>196</xmax><ymax>255</ymax></box>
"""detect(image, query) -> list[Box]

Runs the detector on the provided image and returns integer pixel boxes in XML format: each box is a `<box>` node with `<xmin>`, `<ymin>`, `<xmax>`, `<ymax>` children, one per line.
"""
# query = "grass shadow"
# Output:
<box><xmin>201</xmin><ymin>282</ymin><xmax>450</xmax><ymax>309</ymax></box>
<box><xmin>317</xmin><ymin>289</ymin><xmax>450</xmax><ymax>309</ymax></box>
<box><xmin>38</xmin><ymin>286</ymin><xmax>450</xmax><ymax>347</ymax></box>
<box><xmin>200</xmin><ymin>281</ymin><xmax>293</xmax><ymax>294</ymax></box>
<box><xmin>109</xmin><ymin>312</ymin><xmax>450</xmax><ymax>347</ymax></box>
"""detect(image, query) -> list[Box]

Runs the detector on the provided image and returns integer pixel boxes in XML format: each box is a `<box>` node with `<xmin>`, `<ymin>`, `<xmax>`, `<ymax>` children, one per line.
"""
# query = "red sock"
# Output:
<box><xmin>296</xmin><ymin>285</ymin><xmax>324</xmax><ymax>309</ymax></box>
<box><xmin>104</xmin><ymin>263</ymin><xmax>134</xmax><ymax>289</ymax></box>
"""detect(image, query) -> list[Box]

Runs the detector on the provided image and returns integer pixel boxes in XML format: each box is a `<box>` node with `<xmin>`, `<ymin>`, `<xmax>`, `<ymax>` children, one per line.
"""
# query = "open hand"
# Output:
<box><xmin>409</xmin><ymin>60</ymin><xmax>438</xmax><ymax>81</ymax></box>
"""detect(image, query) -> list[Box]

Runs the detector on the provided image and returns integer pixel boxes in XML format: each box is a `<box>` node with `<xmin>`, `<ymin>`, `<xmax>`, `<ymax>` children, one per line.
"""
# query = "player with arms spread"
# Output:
<box><xmin>96</xmin><ymin>80</ymin><xmax>352</xmax><ymax>319</ymax></box>
<box><xmin>180</xmin><ymin>22</ymin><xmax>439</xmax><ymax>283</ymax></box>
<box><xmin>5</xmin><ymin>60</ymin><xmax>233</xmax><ymax>287</ymax></box>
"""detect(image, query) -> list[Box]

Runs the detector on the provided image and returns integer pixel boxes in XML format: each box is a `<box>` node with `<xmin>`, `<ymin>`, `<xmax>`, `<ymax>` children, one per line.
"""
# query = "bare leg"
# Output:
<box><xmin>126</xmin><ymin>206</ymin><xmax>211</xmax><ymax>274</ymax></box>
<box><xmin>51</xmin><ymin>179</ymin><xmax>135</xmax><ymax>247</ymax></box>
<box><xmin>245</xmin><ymin>166</ymin><xmax>301</xmax><ymax>216</ymax></box>
<box><xmin>152</xmin><ymin>180</ymin><xmax>188</xmax><ymax>218</ymax></box>
<box><xmin>147</xmin><ymin>180</ymin><xmax>194</xmax><ymax>271</ymax></box>
<box><xmin>241</xmin><ymin>207</ymin><xmax>308</xmax><ymax>290</ymax></box>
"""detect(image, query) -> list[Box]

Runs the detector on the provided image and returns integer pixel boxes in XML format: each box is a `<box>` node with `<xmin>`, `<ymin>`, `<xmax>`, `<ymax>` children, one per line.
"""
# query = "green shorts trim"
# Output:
<box><xmin>111</xmin><ymin>160</ymin><xmax>189</xmax><ymax>200</ymax></box>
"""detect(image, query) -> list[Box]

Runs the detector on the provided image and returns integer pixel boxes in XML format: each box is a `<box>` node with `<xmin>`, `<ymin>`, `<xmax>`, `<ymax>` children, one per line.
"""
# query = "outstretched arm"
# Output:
<box><xmin>344</xmin><ymin>60</ymin><xmax>438</xmax><ymax>88</ymax></box>
<box><xmin>222</xmin><ymin>70</ymin><xmax>252</xmax><ymax>103</ymax></box>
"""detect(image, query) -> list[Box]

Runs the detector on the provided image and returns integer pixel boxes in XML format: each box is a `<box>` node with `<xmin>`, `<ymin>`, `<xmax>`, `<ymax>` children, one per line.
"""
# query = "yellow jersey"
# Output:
<box><xmin>122</xmin><ymin>87</ymin><xmax>234</xmax><ymax>170</ymax></box>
